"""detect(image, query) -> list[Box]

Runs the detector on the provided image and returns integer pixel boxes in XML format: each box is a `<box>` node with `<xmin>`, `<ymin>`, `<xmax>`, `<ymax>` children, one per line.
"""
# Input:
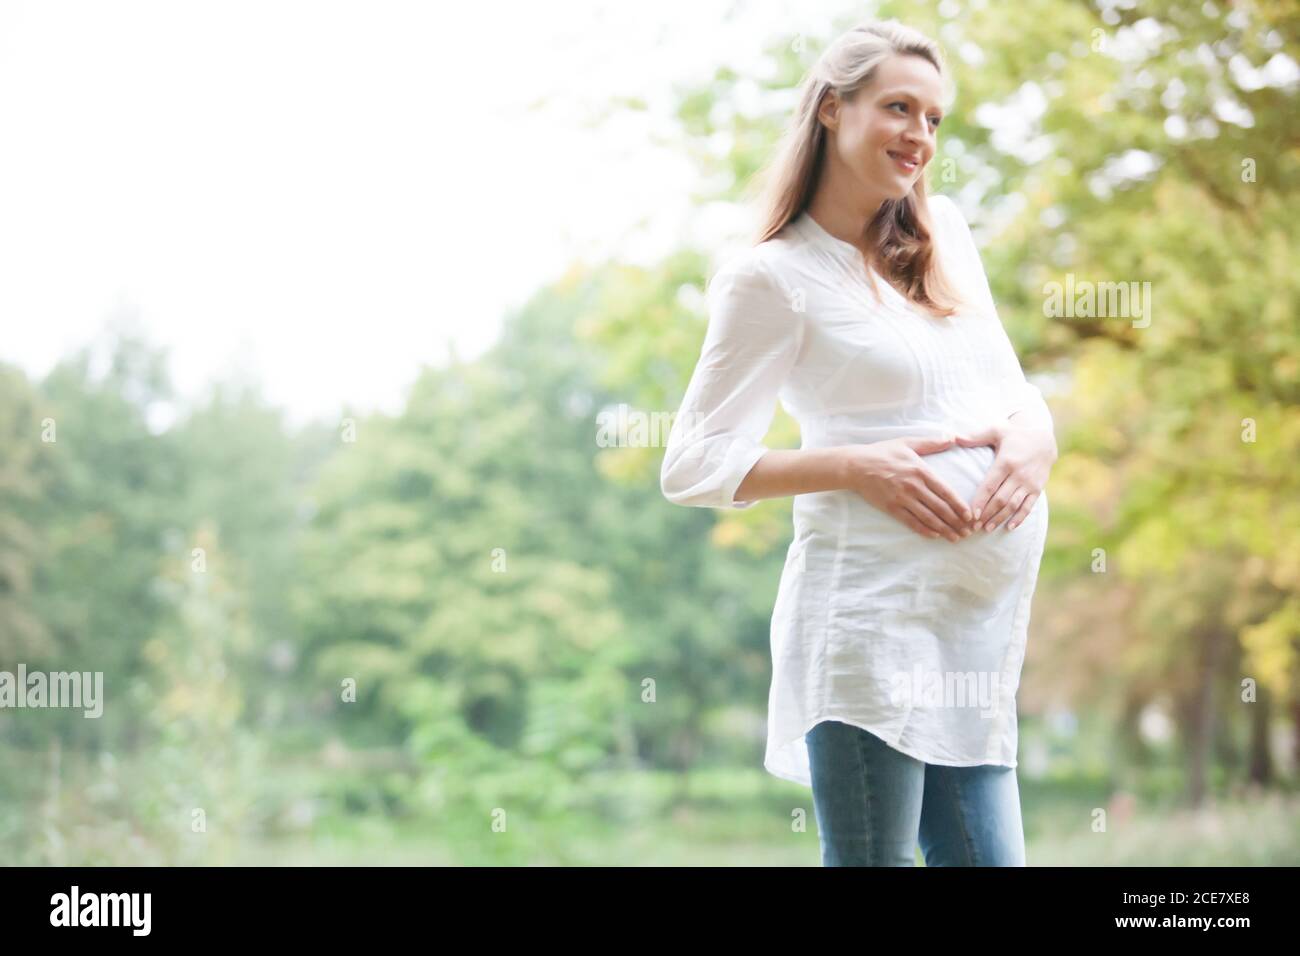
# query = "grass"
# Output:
<box><xmin>229</xmin><ymin>781</ymin><xmax>1300</xmax><ymax>866</ymax></box>
<box><xmin>5</xmin><ymin>748</ymin><xmax>1297</xmax><ymax>866</ymax></box>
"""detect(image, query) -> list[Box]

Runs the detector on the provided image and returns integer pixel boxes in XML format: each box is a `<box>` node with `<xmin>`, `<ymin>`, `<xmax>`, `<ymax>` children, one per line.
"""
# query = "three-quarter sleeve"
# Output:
<box><xmin>934</xmin><ymin>195</ymin><xmax>1054</xmax><ymax>434</ymax></box>
<box><xmin>660</xmin><ymin>252</ymin><xmax>805</xmax><ymax>509</ymax></box>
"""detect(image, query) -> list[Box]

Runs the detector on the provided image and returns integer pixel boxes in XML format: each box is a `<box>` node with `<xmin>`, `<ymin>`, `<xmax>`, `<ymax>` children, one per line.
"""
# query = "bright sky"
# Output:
<box><xmin>0</xmin><ymin>0</ymin><xmax>844</xmax><ymax>428</ymax></box>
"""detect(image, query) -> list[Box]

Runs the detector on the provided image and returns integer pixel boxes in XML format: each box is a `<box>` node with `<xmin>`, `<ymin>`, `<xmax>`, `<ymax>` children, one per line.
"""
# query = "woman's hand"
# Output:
<box><xmin>841</xmin><ymin>435</ymin><xmax>975</xmax><ymax>543</ymax></box>
<box><xmin>954</xmin><ymin>420</ymin><xmax>1057</xmax><ymax>532</ymax></box>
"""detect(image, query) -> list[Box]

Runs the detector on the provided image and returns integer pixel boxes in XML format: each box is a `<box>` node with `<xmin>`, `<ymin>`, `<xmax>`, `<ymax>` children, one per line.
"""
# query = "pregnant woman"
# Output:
<box><xmin>660</xmin><ymin>19</ymin><xmax>1058</xmax><ymax>866</ymax></box>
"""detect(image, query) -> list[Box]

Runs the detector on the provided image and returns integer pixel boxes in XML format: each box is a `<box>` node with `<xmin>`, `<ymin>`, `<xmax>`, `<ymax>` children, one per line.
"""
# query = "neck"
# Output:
<box><xmin>805</xmin><ymin>182</ymin><xmax>889</xmax><ymax>256</ymax></box>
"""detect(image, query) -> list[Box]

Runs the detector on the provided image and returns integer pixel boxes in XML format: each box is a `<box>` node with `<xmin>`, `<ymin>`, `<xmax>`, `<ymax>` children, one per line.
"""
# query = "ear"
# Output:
<box><xmin>817</xmin><ymin>89</ymin><xmax>840</xmax><ymax>133</ymax></box>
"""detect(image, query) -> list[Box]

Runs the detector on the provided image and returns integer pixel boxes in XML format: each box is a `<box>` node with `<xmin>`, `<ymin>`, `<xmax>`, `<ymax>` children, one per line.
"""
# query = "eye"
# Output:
<box><xmin>890</xmin><ymin>101</ymin><xmax>942</xmax><ymax>129</ymax></box>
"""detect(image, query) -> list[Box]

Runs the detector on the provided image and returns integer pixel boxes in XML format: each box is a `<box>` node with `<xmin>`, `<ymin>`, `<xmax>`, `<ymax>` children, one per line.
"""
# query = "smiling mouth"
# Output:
<box><xmin>887</xmin><ymin>150</ymin><xmax>920</xmax><ymax>172</ymax></box>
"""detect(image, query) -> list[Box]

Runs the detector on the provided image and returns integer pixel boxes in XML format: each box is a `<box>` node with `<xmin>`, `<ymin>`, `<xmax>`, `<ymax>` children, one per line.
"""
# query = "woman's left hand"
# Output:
<box><xmin>952</xmin><ymin>420</ymin><xmax>1058</xmax><ymax>532</ymax></box>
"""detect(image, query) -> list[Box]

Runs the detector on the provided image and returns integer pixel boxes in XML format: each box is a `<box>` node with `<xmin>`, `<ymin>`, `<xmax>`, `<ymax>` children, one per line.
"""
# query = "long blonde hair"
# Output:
<box><xmin>751</xmin><ymin>20</ymin><xmax>967</xmax><ymax>319</ymax></box>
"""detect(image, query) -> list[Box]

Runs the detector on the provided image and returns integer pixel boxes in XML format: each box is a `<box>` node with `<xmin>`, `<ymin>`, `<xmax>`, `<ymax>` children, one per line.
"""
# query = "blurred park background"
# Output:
<box><xmin>2</xmin><ymin>0</ymin><xmax>1299</xmax><ymax>865</ymax></box>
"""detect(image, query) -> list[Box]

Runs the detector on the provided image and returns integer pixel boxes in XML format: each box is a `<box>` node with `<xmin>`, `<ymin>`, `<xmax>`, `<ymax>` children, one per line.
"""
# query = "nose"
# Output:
<box><xmin>900</xmin><ymin>120</ymin><xmax>930</xmax><ymax>154</ymax></box>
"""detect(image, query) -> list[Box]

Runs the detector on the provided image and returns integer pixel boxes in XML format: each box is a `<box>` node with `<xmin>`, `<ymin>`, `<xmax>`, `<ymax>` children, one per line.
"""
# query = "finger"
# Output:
<box><xmin>1004</xmin><ymin>491</ymin><xmax>1039</xmax><ymax>531</ymax></box>
<box><xmin>913</xmin><ymin>482</ymin><xmax>972</xmax><ymax>535</ymax></box>
<box><xmin>900</xmin><ymin>501</ymin><xmax>958</xmax><ymax>541</ymax></box>
<box><xmin>977</xmin><ymin>477</ymin><xmax>1015</xmax><ymax>531</ymax></box>
<box><xmin>970</xmin><ymin>463</ymin><xmax>1011</xmax><ymax>523</ymax></box>
<box><xmin>984</xmin><ymin>484</ymin><xmax>1027</xmax><ymax>532</ymax></box>
<box><xmin>994</xmin><ymin>487</ymin><xmax>1030</xmax><ymax>531</ymax></box>
<box><xmin>916</xmin><ymin>468</ymin><xmax>974</xmax><ymax>526</ymax></box>
<box><xmin>953</xmin><ymin>427</ymin><xmax>999</xmax><ymax>448</ymax></box>
<box><xmin>905</xmin><ymin>434</ymin><xmax>957</xmax><ymax>456</ymax></box>
<box><xmin>891</xmin><ymin>505</ymin><xmax>940</xmax><ymax>539</ymax></box>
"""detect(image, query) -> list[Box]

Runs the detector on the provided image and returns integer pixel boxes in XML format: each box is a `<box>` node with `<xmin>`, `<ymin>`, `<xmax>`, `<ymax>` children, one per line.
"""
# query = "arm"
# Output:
<box><xmin>935</xmin><ymin>195</ymin><xmax>1057</xmax><ymax>529</ymax></box>
<box><xmin>934</xmin><ymin>195</ymin><xmax>1056</xmax><ymax>444</ymax></box>
<box><xmin>731</xmin><ymin>447</ymin><xmax>851</xmax><ymax>503</ymax></box>
<box><xmin>660</xmin><ymin>252</ymin><xmax>810</xmax><ymax>508</ymax></box>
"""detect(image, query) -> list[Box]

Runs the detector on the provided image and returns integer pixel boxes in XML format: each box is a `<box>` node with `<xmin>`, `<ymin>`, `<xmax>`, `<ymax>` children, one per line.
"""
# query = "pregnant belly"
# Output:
<box><xmin>794</xmin><ymin>439</ymin><xmax>1048</xmax><ymax>612</ymax></box>
<box><xmin>917</xmin><ymin>441</ymin><xmax>1000</xmax><ymax>507</ymax></box>
<box><xmin>914</xmin><ymin>439</ymin><xmax>1047</xmax><ymax>530</ymax></box>
<box><xmin>903</xmin><ymin>442</ymin><xmax>1046</xmax><ymax>602</ymax></box>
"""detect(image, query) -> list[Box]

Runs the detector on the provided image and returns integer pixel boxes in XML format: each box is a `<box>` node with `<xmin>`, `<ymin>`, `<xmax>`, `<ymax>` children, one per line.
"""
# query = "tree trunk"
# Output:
<box><xmin>1183</xmin><ymin>627</ymin><xmax>1228</xmax><ymax>808</ymax></box>
<box><xmin>1246</xmin><ymin>687</ymin><xmax>1272</xmax><ymax>785</ymax></box>
<box><xmin>1292</xmin><ymin>695</ymin><xmax>1300</xmax><ymax>773</ymax></box>
<box><xmin>1116</xmin><ymin>689</ymin><xmax>1151</xmax><ymax>766</ymax></box>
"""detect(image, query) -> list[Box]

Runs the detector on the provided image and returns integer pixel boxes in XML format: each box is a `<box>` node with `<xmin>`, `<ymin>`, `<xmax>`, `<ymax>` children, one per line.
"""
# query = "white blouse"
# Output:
<box><xmin>660</xmin><ymin>195</ymin><xmax>1052</xmax><ymax>787</ymax></box>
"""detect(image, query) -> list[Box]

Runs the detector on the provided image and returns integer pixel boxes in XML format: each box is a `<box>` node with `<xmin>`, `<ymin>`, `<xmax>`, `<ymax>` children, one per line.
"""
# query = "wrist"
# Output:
<box><xmin>834</xmin><ymin>444</ymin><xmax>865</xmax><ymax>489</ymax></box>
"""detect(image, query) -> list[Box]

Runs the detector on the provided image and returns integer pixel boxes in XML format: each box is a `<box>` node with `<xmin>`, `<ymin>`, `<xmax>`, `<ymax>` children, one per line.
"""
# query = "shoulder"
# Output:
<box><xmin>926</xmin><ymin>193</ymin><xmax>980</xmax><ymax>265</ymax></box>
<box><xmin>928</xmin><ymin>193</ymin><xmax>957</xmax><ymax>214</ymax></box>
<box><xmin>926</xmin><ymin>193</ymin><xmax>964</xmax><ymax>234</ymax></box>
<box><xmin>704</xmin><ymin>241</ymin><xmax>806</xmax><ymax>345</ymax></box>
<box><xmin>708</xmin><ymin>240</ymin><xmax>797</xmax><ymax>301</ymax></box>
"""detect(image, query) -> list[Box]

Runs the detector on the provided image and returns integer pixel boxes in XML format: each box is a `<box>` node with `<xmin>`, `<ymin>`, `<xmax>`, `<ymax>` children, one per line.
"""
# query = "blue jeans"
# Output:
<box><xmin>805</xmin><ymin>719</ymin><xmax>1026</xmax><ymax>866</ymax></box>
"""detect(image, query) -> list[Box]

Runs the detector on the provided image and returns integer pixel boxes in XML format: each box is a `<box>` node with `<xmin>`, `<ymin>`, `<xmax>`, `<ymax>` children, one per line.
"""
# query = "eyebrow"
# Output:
<box><xmin>879</xmin><ymin>89</ymin><xmax>945</xmax><ymax>115</ymax></box>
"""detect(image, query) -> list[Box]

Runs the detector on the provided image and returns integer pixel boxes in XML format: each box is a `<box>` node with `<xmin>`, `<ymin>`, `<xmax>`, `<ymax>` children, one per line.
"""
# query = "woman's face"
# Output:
<box><xmin>819</xmin><ymin>53</ymin><xmax>945</xmax><ymax>208</ymax></box>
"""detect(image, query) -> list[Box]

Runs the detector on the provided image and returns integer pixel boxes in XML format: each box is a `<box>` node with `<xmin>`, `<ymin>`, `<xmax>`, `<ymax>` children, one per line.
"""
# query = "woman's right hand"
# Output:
<box><xmin>840</xmin><ymin>436</ymin><xmax>975</xmax><ymax>542</ymax></box>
